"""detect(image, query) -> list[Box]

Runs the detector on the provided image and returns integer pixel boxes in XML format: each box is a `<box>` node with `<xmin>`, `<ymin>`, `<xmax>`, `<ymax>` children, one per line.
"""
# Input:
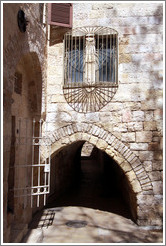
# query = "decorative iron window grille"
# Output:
<box><xmin>63</xmin><ymin>26</ymin><xmax>118</xmax><ymax>113</ymax></box>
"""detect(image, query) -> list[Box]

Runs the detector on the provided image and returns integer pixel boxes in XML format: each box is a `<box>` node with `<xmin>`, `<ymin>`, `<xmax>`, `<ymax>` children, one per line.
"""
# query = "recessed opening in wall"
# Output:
<box><xmin>47</xmin><ymin>141</ymin><xmax>137</xmax><ymax>222</ymax></box>
<box><xmin>81</xmin><ymin>142</ymin><xmax>95</xmax><ymax>157</ymax></box>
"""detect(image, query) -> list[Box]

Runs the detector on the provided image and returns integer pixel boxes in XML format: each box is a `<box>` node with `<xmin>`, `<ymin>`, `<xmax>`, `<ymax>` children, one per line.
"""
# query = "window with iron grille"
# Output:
<box><xmin>63</xmin><ymin>27</ymin><xmax>118</xmax><ymax>113</ymax></box>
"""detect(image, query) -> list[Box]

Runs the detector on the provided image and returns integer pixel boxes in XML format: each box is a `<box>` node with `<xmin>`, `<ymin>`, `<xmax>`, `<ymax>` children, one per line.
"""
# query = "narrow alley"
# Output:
<box><xmin>22</xmin><ymin>152</ymin><xmax>162</xmax><ymax>243</ymax></box>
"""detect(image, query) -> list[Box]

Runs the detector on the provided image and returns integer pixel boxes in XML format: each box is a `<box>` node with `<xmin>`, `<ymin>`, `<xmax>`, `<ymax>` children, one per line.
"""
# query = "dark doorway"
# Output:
<box><xmin>47</xmin><ymin>142</ymin><xmax>135</xmax><ymax>221</ymax></box>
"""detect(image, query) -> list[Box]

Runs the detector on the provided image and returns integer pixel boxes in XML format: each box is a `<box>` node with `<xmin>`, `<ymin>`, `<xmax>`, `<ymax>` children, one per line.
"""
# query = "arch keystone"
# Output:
<box><xmin>89</xmin><ymin>135</ymin><xmax>98</xmax><ymax>145</ymax></box>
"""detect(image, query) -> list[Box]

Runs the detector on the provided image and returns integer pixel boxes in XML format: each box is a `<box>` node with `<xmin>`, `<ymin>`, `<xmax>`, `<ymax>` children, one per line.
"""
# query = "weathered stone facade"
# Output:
<box><xmin>3</xmin><ymin>2</ymin><xmax>163</xmax><ymax>243</ymax></box>
<box><xmin>45</xmin><ymin>1</ymin><xmax>163</xmax><ymax>228</ymax></box>
<box><xmin>3</xmin><ymin>3</ymin><xmax>47</xmax><ymax>242</ymax></box>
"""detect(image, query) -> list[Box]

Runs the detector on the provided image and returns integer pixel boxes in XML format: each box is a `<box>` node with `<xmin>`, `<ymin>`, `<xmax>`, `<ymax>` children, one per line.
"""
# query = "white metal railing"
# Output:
<box><xmin>10</xmin><ymin>118</ymin><xmax>51</xmax><ymax>208</ymax></box>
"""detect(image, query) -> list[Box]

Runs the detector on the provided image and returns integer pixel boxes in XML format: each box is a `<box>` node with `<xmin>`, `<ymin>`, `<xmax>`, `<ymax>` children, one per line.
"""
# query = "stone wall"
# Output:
<box><xmin>45</xmin><ymin>2</ymin><xmax>163</xmax><ymax>227</ymax></box>
<box><xmin>3</xmin><ymin>3</ymin><xmax>46</xmax><ymax>242</ymax></box>
<box><xmin>3</xmin><ymin>3</ymin><xmax>163</xmax><ymax>243</ymax></box>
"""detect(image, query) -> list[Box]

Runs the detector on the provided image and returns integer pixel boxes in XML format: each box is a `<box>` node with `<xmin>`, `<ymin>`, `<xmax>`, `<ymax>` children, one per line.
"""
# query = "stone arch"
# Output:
<box><xmin>46</xmin><ymin>123</ymin><xmax>153</xmax><ymax>193</ymax></box>
<box><xmin>7</xmin><ymin>51</ymin><xmax>43</xmax><ymax>224</ymax></box>
<box><xmin>43</xmin><ymin>122</ymin><xmax>154</xmax><ymax>224</ymax></box>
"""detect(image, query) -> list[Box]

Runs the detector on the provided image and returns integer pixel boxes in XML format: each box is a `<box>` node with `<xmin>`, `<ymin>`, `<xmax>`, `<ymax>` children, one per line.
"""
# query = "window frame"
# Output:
<box><xmin>48</xmin><ymin>3</ymin><xmax>73</xmax><ymax>28</ymax></box>
<box><xmin>63</xmin><ymin>28</ymin><xmax>118</xmax><ymax>87</ymax></box>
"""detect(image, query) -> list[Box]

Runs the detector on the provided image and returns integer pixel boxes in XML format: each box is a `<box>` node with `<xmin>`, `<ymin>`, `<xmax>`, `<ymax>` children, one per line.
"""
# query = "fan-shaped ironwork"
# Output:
<box><xmin>63</xmin><ymin>26</ymin><xmax>118</xmax><ymax>113</ymax></box>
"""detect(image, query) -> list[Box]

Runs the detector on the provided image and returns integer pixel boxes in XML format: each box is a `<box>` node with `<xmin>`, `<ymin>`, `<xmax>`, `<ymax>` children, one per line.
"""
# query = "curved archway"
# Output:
<box><xmin>49</xmin><ymin>140</ymin><xmax>137</xmax><ymax>222</ymax></box>
<box><xmin>7</xmin><ymin>51</ymin><xmax>43</xmax><ymax>228</ymax></box>
<box><xmin>44</xmin><ymin>123</ymin><xmax>153</xmax><ymax>192</ymax></box>
<box><xmin>42</xmin><ymin>123</ymin><xmax>154</xmax><ymax>225</ymax></box>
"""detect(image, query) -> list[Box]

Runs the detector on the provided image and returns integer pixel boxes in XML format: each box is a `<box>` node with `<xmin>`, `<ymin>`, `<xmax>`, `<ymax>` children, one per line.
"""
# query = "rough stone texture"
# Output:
<box><xmin>136</xmin><ymin>131</ymin><xmax>153</xmax><ymax>143</ymax></box>
<box><xmin>4</xmin><ymin>2</ymin><xmax>163</xmax><ymax>242</ymax></box>
<box><xmin>3</xmin><ymin>3</ymin><xmax>47</xmax><ymax>243</ymax></box>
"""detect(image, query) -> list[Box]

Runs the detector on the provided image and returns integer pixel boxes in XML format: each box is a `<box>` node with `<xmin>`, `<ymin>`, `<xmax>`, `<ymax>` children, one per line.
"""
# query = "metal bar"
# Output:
<box><xmin>110</xmin><ymin>34</ymin><xmax>112</xmax><ymax>82</ymax></box>
<box><xmin>18</xmin><ymin>118</ymin><xmax>21</xmax><ymax>204</ymax></box>
<box><xmin>106</xmin><ymin>35</ymin><xmax>108</xmax><ymax>81</ymax></box>
<box><xmin>116</xmin><ymin>33</ymin><xmax>118</xmax><ymax>83</ymax></box>
<box><xmin>83</xmin><ymin>35</ymin><xmax>85</xmax><ymax>85</ymax></box>
<box><xmin>71</xmin><ymin>35</ymin><xmax>73</xmax><ymax>83</ymax></box>
<box><xmin>14</xmin><ymin>192</ymin><xmax>49</xmax><ymax>198</ymax></box>
<box><xmin>63</xmin><ymin>84</ymin><xmax>118</xmax><ymax>90</ymax></box>
<box><xmin>64</xmin><ymin>35</ymin><xmax>67</xmax><ymax>85</ymax></box>
<box><xmin>13</xmin><ymin>185</ymin><xmax>49</xmax><ymax>191</ymax></box>
<box><xmin>48</xmin><ymin>145</ymin><xmax>51</xmax><ymax>193</ymax></box>
<box><xmin>44</xmin><ymin>159</ymin><xmax>47</xmax><ymax>206</ymax></box>
<box><xmin>12</xmin><ymin>164</ymin><xmax>49</xmax><ymax>168</ymax></box>
<box><xmin>102</xmin><ymin>35</ymin><xmax>103</xmax><ymax>82</ymax></box>
<box><xmin>97</xmin><ymin>34</ymin><xmax>99</xmax><ymax>82</ymax></box>
<box><xmin>37</xmin><ymin>120</ymin><xmax>42</xmax><ymax>207</ymax></box>
<box><xmin>113</xmin><ymin>34</ymin><xmax>114</xmax><ymax>80</ymax></box>
<box><xmin>67</xmin><ymin>34</ymin><xmax>70</xmax><ymax>84</ymax></box>
<box><xmin>74</xmin><ymin>35</ymin><xmax>76</xmax><ymax>83</ymax></box>
<box><xmin>31</xmin><ymin>118</ymin><xmax>35</xmax><ymax>207</ymax></box>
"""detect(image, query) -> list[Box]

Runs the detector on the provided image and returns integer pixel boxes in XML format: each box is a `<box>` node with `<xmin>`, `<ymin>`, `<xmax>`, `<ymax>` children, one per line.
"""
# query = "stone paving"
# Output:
<box><xmin>22</xmin><ymin>159</ymin><xmax>163</xmax><ymax>244</ymax></box>
<box><xmin>22</xmin><ymin>206</ymin><xmax>163</xmax><ymax>243</ymax></box>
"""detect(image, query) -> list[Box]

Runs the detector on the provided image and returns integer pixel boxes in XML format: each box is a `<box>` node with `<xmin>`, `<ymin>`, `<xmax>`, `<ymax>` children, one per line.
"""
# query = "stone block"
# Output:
<box><xmin>121</xmin><ymin>132</ymin><xmax>135</xmax><ymax>142</ymax></box>
<box><xmin>132</xmin><ymin>111</ymin><xmax>144</xmax><ymax>122</ymax></box>
<box><xmin>148</xmin><ymin>142</ymin><xmax>159</xmax><ymax>151</ymax></box>
<box><xmin>127</xmin><ymin>153</ymin><xmax>136</xmax><ymax>163</ymax></box>
<box><xmin>131</xmin><ymin>179</ymin><xmax>142</xmax><ymax>193</ymax></box>
<box><xmin>119</xmin><ymin>54</ymin><xmax>131</xmax><ymax>63</ymax></box>
<box><xmin>74</xmin><ymin>132</ymin><xmax>82</xmax><ymax>141</ymax></box>
<box><xmin>130</xmin><ymin>143</ymin><xmax>148</xmax><ymax>151</ymax></box>
<box><xmin>141</xmin><ymin>99</ymin><xmax>162</xmax><ymax>110</ymax></box>
<box><xmin>152</xmin><ymin>161</ymin><xmax>163</xmax><ymax>171</ymax></box>
<box><xmin>127</xmin><ymin>122</ymin><xmax>143</xmax><ymax>131</ymax></box>
<box><xmin>152</xmin><ymin>181</ymin><xmax>163</xmax><ymax>194</ymax></box>
<box><xmin>96</xmin><ymin>139</ymin><xmax>108</xmax><ymax>150</ymax></box>
<box><xmin>137</xmin><ymin>194</ymin><xmax>154</xmax><ymax>205</ymax></box>
<box><xmin>113</xmin><ymin>154</ymin><xmax>124</xmax><ymax>165</ymax></box>
<box><xmin>145</xmin><ymin>111</ymin><xmax>154</xmax><ymax>121</ymax></box>
<box><xmin>122</xmin><ymin>109</ymin><xmax>132</xmax><ymax>123</ymax></box>
<box><xmin>136</xmin><ymin>131</ymin><xmax>152</xmax><ymax>142</ymax></box>
<box><xmin>89</xmin><ymin>136</ymin><xmax>98</xmax><ymax>146</ymax></box>
<box><xmin>140</xmin><ymin>178</ymin><xmax>151</xmax><ymax>185</ymax></box>
<box><xmin>149</xmin><ymin>171</ymin><xmax>162</xmax><ymax>181</ymax></box>
<box><xmin>154</xmin><ymin>109</ymin><xmax>163</xmax><ymax>120</ymax></box>
<box><xmin>113</xmin><ymin>123</ymin><xmax>127</xmax><ymax>132</ymax></box>
<box><xmin>144</xmin><ymin>121</ymin><xmax>157</xmax><ymax>131</ymax></box>
<box><xmin>61</xmin><ymin>137</ymin><xmax>70</xmax><ymax>145</ymax></box>
<box><xmin>123</xmin><ymin>149</ymin><xmax>132</xmax><ymax>159</ymax></box>
<box><xmin>105</xmin><ymin>146</ymin><xmax>116</xmax><ymax>158</ymax></box>
<box><xmin>139</xmin><ymin>151</ymin><xmax>154</xmax><ymax>161</ymax></box>
<box><xmin>86</xmin><ymin>112</ymin><xmax>100</xmax><ymax>122</ymax></box>
<box><xmin>144</xmin><ymin>161</ymin><xmax>152</xmax><ymax>172</ymax></box>
<box><xmin>120</xmin><ymin>161</ymin><xmax>132</xmax><ymax>172</ymax></box>
<box><xmin>137</xmin><ymin>171</ymin><xmax>148</xmax><ymax>179</ymax></box>
<box><xmin>153</xmin><ymin>151</ymin><xmax>163</xmax><ymax>161</ymax></box>
<box><xmin>69</xmin><ymin>134</ymin><xmax>77</xmax><ymax>143</ymax></box>
<box><xmin>81</xmin><ymin>133</ymin><xmax>91</xmax><ymax>142</ymax></box>
<box><xmin>126</xmin><ymin>170</ymin><xmax>137</xmax><ymax>182</ymax></box>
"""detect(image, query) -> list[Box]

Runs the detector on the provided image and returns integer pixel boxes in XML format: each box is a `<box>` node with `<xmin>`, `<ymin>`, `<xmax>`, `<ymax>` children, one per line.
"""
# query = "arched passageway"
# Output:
<box><xmin>21</xmin><ymin>137</ymin><xmax>162</xmax><ymax>243</ymax></box>
<box><xmin>47</xmin><ymin>141</ymin><xmax>137</xmax><ymax>222</ymax></box>
<box><xmin>7</xmin><ymin>52</ymin><xmax>43</xmax><ymax>241</ymax></box>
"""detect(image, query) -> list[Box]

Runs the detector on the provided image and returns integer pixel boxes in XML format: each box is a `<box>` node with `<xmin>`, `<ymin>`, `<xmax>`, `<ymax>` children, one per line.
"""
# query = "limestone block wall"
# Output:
<box><xmin>3</xmin><ymin>3</ymin><xmax>46</xmax><ymax>242</ymax></box>
<box><xmin>45</xmin><ymin>2</ymin><xmax>163</xmax><ymax>227</ymax></box>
